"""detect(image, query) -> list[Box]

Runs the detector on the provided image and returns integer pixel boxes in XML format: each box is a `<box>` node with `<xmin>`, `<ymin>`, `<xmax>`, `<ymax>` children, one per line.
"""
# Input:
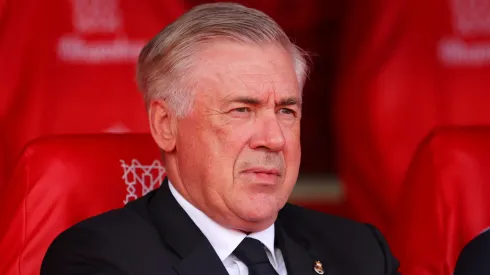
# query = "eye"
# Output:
<box><xmin>278</xmin><ymin>108</ymin><xmax>296</xmax><ymax>116</ymax></box>
<box><xmin>232</xmin><ymin>107</ymin><xmax>251</xmax><ymax>113</ymax></box>
<box><xmin>229</xmin><ymin>107</ymin><xmax>252</xmax><ymax>118</ymax></box>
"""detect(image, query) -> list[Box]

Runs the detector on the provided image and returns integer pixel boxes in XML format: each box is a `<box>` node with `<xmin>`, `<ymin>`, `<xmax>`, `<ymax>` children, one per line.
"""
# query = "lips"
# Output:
<box><xmin>244</xmin><ymin>167</ymin><xmax>280</xmax><ymax>175</ymax></box>
<box><xmin>241</xmin><ymin>167</ymin><xmax>281</xmax><ymax>184</ymax></box>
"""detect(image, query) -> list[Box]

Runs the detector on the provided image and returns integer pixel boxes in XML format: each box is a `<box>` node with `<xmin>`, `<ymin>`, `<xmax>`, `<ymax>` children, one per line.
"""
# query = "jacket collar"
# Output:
<box><xmin>148</xmin><ymin>179</ymin><xmax>336</xmax><ymax>275</ymax></box>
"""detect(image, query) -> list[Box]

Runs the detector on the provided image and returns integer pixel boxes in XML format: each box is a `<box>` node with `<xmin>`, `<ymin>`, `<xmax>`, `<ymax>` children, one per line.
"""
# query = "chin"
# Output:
<box><xmin>235</xmin><ymin>197</ymin><xmax>282</xmax><ymax>223</ymax></box>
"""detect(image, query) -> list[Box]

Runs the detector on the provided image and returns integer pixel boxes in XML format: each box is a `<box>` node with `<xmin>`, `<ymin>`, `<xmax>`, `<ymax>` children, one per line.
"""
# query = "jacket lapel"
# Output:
<box><xmin>275</xmin><ymin>223</ymin><xmax>326</xmax><ymax>275</ymax></box>
<box><xmin>148</xmin><ymin>179</ymin><xmax>228</xmax><ymax>275</ymax></box>
<box><xmin>172</xmin><ymin>240</ymin><xmax>229</xmax><ymax>275</ymax></box>
<box><xmin>276</xmin><ymin>209</ymin><xmax>341</xmax><ymax>275</ymax></box>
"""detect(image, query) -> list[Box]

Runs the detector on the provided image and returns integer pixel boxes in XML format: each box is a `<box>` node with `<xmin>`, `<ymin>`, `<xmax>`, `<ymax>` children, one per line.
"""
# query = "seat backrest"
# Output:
<box><xmin>0</xmin><ymin>0</ymin><xmax>185</xmax><ymax>186</ymax></box>
<box><xmin>0</xmin><ymin>134</ymin><xmax>164</xmax><ymax>275</ymax></box>
<box><xmin>390</xmin><ymin>126</ymin><xmax>490</xmax><ymax>275</ymax></box>
<box><xmin>334</xmin><ymin>0</ymin><xmax>490</xmax><ymax>234</ymax></box>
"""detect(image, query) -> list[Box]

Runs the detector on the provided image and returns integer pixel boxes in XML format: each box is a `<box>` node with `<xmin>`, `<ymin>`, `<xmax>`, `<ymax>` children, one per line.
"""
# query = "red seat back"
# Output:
<box><xmin>0</xmin><ymin>0</ymin><xmax>185</xmax><ymax>186</ymax></box>
<box><xmin>0</xmin><ymin>134</ymin><xmax>164</xmax><ymax>275</ymax></box>
<box><xmin>391</xmin><ymin>127</ymin><xmax>490</xmax><ymax>275</ymax></box>
<box><xmin>334</xmin><ymin>0</ymin><xmax>490</xmax><ymax>234</ymax></box>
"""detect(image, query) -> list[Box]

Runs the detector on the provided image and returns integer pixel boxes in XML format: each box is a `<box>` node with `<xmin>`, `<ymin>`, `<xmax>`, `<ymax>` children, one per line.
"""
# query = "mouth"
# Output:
<box><xmin>241</xmin><ymin>168</ymin><xmax>281</xmax><ymax>184</ymax></box>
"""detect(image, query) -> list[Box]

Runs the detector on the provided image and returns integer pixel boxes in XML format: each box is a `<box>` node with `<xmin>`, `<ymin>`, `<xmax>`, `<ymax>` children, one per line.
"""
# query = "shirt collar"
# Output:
<box><xmin>168</xmin><ymin>181</ymin><xmax>277</xmax><ymax>263</ymax></box>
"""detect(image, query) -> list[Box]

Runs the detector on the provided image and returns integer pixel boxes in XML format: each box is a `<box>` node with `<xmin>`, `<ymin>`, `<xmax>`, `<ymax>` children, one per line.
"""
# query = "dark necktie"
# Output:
<box><xmin>233</xmin><ymin>237</ymin><xmax>279</xmax><ymax>275</ymax></box>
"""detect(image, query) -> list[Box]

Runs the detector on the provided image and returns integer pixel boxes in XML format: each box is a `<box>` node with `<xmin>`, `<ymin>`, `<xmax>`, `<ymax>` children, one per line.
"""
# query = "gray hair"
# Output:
<box><xmin>136</xmin><ymin>2</ymin><xmax>310</xmax><ymax>118</ymax></box>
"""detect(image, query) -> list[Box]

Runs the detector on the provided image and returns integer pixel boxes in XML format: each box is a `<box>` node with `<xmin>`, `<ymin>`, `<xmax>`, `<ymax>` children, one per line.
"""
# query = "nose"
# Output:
<box><xmin>249</xmin><ymin>112</ymin><xmax>286</xmax><ymax>151</ymax></box>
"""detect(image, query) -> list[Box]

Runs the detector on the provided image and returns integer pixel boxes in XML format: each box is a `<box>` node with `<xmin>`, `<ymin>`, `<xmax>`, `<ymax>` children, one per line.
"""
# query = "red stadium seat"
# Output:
<box><xmin>0</xmin><ymin>0</ymin><xmax>185</xmax><ymax>186</ymax></box>
<box><xmin>390</xmin><ymin>127</ymin><xmax>490</xmax><ymax>275</ymax></box>
<box><xmin>0</xmin><ymin>134</ymin><xmax>164</xmax><ymax>275</ymax></box>
<box><xmin>334</xmin><ymin>0</ymin><xmax>490</xmax><ymax>235</ymax></box>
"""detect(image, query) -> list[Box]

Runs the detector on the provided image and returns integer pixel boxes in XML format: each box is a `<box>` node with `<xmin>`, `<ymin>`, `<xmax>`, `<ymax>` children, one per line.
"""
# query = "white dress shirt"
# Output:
<box><xmin>169</xmin><ymin>181</ymin><xmax>287</xmax><ymax>275</ymax></box>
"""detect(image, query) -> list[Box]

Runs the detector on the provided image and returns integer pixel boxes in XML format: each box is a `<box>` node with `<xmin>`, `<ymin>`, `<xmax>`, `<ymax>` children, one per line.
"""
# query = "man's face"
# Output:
<box><xmin>174</xmin><ymin>41</ymin><xmax>301</xmax><ymax>230</ymax></box>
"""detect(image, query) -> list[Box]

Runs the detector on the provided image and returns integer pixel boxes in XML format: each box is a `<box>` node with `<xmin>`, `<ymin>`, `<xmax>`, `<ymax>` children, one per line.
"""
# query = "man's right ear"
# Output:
<box><xmin>148</xmin><ymin>100</ymin><xmax>177</xmax><ymax>153</ymax></box>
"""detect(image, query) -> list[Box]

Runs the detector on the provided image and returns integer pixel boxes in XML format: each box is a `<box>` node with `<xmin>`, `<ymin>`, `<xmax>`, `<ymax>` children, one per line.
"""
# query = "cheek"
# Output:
<box><xmin>282</xmin><ymin>126</ymin><xmax>301</xmax><ymax>185</ymax></box>
<box><xmin>283</xmin><ymin>124</ymin><xmax>301</xmax><ymax>154</ymax></box>
<box><xmin>214</xmin><ymin>124</ymin><xmax>251</xmax><ymax>155</ymax></box>
<box><xmin>197</xmin><ymin>125</ymin><xmax>251</xmax><ymax>186</ymax></box>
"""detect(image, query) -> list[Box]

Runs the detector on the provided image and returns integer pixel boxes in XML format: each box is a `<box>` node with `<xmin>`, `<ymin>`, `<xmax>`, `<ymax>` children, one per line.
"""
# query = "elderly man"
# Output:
<box><xmin>41</xmin><ymin>3</ymin><xmax>399</xmax><ymax>275</ymax></box>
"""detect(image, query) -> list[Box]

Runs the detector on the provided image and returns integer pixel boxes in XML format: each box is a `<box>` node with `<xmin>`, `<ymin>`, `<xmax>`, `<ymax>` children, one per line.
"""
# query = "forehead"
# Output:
<box><xmin>192</xmin><ymin>41</ymin><xmax>300</xmax><ymax>98</ymax></box>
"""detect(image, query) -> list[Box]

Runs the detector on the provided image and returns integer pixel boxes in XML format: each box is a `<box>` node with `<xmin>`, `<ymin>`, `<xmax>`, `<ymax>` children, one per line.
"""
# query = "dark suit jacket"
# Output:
<box><xmin>454</xmin><ymin>229</ymin><xmax>490</xmax><ymax>275</ymax></box>
<box><xmin>41</xmin><ymin>180</ymin><xmax>400</xmax><ymax>275</ymax></box>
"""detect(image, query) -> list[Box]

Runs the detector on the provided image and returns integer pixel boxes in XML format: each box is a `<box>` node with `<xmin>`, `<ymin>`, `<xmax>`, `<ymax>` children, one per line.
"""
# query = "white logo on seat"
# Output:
<box><xmin>57</xmin><ymin>0</ymin><xmax>146</xmax><ymax>63</ymax></box>
<box><xmin>439</xmin><ymin>0</ymin><xmax>490</xmax><ymax>65</ymax></box>
<box><xmin>121</xmin><ymin>159</ymin><xmax>166</xmax><ymax>204</ymax></box>
<box><xmin>450</xmin><ymin>0</ymin><xmax>490</xmax><ymax>36</ymax></box>
<box><xmin>71</xmin><ymin>0</ymin><xmax>123</xmax><ymax>34</ymax></box>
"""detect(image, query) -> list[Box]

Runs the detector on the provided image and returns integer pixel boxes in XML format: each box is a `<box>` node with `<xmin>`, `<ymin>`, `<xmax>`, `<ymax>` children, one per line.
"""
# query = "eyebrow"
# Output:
<box><xmin>231</xmin><ymin>96</ymin><xmax>302</xmax><ymax>107</ymax></box>
<box><xmin>278</xmin><ymin>97</ymin><xmax>302</xmax><ymax>107</ymax></box>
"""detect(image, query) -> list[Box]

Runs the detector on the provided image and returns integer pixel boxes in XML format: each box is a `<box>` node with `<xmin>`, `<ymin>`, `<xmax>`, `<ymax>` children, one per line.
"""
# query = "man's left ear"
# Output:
<box><xmin>148</xmin><ymin>100</ymin><xmax>177</xmax><ymax>153</ymax></box>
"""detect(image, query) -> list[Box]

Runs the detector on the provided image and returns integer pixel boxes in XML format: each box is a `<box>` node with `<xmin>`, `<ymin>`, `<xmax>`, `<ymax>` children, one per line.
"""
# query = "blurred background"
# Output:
<box><xmin>1</xmin><ymin>0</ymin><xmax>490</xmax><ymax>275</ymax></box>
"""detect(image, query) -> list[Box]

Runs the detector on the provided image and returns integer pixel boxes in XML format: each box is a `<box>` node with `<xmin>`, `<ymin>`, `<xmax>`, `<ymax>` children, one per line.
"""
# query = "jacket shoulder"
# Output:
<box><xmin>279</xmin><ymin>203</ymin><xmax>400</xmax><ymax>274</ymax></box>
<box><xmin>454</xmin><ymin>229</ymin><xmax>490</xmax><ymax>274</ymax></box>
<box><xmin>279</xmin><ymin>203</ymin><xmax>373</xmax><ymax>238</ymax></box>
<box><xmin>41</xmin><ymin>195</ymin><xmax>173</xmax><ymax>275</ymax></box>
